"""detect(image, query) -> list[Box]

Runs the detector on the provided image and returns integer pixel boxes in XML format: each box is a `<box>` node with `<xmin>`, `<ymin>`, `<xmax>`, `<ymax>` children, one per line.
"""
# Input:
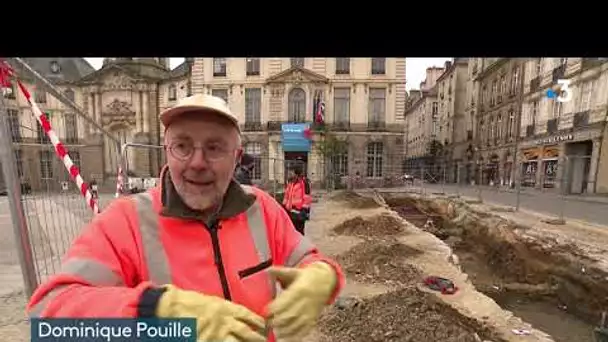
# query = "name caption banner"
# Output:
<box><xmin>31</xmin><ymin>318</ymin><xmax>196</xmax><ymax>342</ymax></box>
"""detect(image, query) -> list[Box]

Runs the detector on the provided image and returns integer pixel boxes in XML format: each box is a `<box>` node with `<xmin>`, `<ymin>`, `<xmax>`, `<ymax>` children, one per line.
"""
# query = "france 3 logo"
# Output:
<box><xmin>546</xmin><ymin>79</ymin><xmax>572</xmax><ymax>103</ymax></box>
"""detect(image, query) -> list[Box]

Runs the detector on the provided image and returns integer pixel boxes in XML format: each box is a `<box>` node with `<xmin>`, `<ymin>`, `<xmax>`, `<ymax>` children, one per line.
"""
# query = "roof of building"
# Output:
<box><xmin>15</xmin><ymin>58</ymin><xmax>96</xmax><ymax>84</ymax></box>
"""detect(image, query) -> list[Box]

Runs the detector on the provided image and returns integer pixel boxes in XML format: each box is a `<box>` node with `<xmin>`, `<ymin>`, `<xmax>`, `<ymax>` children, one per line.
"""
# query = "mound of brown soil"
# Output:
<box><xmin>319</xmin><ymin>287</ymin><xmax>499</xmax><ymax>342</ymax></box>
<box><xmin>337</xmin><ymin>240</ymin><xmax>423</xmax><ymax>285</ymax></box>
<box><xmin>330</xmin><ymin>191</ymin><xmax>381</xmax><ymax>209</ymax></box>
<box><xmin>332</xmin><ymin>214</ymin><xmax>404</xmax><ymax>237</ymax></box>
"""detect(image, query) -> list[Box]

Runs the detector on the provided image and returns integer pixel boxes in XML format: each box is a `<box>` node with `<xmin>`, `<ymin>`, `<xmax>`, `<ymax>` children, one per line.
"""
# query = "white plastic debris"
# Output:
<box><xmin>511</xmin><ymin>329</ymin><xmax>531</xmax><ymax>335</ymax></box>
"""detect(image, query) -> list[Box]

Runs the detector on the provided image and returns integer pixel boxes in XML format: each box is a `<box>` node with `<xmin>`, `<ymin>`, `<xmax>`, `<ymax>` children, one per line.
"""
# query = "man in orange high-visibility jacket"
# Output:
<box><xmin>27</xmin><ymin>94</ymin><xmax>345</xmax><ymax>342</ymax></box>
<box><xmin>283</xmin><ymin>163</ymin><xmax>312</xmax><ymax>235</ymax></box>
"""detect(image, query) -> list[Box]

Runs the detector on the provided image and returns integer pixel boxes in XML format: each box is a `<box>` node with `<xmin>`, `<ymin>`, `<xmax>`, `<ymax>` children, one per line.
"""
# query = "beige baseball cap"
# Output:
<box><xmin>160</xmin><ymin>94</ymin><xmax>239</xmax><ymax>131</ymax></box>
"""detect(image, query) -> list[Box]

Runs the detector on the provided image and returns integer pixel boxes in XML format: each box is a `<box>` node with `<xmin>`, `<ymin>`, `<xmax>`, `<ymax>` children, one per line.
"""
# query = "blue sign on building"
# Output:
<box><xmin>281</xmin><ymin>123</ymin><xmax>311</xmax><ymax>152</ymax></box>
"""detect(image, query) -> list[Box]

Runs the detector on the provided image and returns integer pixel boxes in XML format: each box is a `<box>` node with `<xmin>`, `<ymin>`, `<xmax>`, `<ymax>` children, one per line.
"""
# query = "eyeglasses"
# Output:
<box><xmin>166</xmin><ymin>140</ymin><xmax>237</xmax><ymax>162</ymax></box>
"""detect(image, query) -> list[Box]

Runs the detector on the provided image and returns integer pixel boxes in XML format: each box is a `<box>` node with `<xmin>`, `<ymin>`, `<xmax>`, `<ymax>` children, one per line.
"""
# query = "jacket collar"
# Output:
<box><xmin>158</xmin><ymin>166</ymin><xmax>256</xmax><ymax>221</ymax></box>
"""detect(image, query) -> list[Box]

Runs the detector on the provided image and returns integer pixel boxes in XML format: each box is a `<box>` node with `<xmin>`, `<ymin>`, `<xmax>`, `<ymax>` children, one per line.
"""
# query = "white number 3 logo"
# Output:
<box><xmin>557</xmin><ymin>79</ymin><xmax>572</xmax><ymax>103</ymax></box>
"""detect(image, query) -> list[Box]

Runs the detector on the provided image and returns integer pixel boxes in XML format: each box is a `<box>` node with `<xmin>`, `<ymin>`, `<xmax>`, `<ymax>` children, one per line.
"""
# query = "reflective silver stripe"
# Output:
<box><xmin>242</xmin><ymin>185</ymin><xmax>276</xmax><ymax>298</ymax></box>
<box><xmin>28</xmin><ymin>284</ymin><xmax>69</xmax><ymax>317</ymax></box>
<box><xmin>61</xmin><ymin>258</ymin><xmax>125</xmax><ymax>286</ymax></box>
<box><xmin>244</xmin><ymin>201</ymin><xmax>272</xmax><ymax>262</ymax></box>
<box><xmin>134</xmin><ymin>192</ymin><xmax>172</xmax><ymax>285</ymax></box>
<box><xmin>285</xmin><ymin>237</ymin><xmax>315</xmax><ymax>267</ymax></box>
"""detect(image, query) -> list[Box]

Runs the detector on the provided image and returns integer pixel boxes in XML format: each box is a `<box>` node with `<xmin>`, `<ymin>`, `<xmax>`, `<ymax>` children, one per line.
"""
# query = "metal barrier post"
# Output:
<box><xmin>557</xmin><ymin>155</ymin><xmax>567</xmax><ymax>224</ymax></box>
<box><xmin>477</xmin><ymin>162</ymin><xmax>482</xmax><ymax>202</ymax></box>
<box><xmin>0</xmin><ymin>97</ymin><xmax>38</xmax><ymax>296</ymax></box>
<box><xmin>515</xmin><ymin>161</ymin><xmax>522</xmax><ymax>211</ymax></box>
<box><xmin>419</xmin><ymin>166</ymin><xmax>424</xmax><ymax>195</ymax></box>
<box><xmin>441</xmin><ymin>162</ymin><xmax>446</xmax><ymax>195</ymax></box>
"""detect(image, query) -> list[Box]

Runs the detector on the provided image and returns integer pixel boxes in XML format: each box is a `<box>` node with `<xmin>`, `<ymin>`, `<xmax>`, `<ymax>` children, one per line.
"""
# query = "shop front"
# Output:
<box><xmin>281</xmin><ymin>123</ymin><xmax>312</xmax><ymax>182</ymax></box>
<box><xmin>519</xmin><ymin>126</ymin><xmax>604</xmax><ymax>193</ymax></box>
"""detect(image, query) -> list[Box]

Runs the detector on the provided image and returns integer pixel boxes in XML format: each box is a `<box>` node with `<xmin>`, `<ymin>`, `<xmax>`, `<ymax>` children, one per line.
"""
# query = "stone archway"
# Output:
<box><xmin>105</xmin><ymin>123</ymin><xmax>134</xmax><ymax>176</ymax></box>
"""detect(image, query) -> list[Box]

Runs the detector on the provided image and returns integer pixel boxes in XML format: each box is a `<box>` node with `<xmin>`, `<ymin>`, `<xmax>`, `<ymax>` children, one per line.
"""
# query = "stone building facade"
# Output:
<box><xmin>519</xmin><ymin>58</ymin><xmax>608</xmax><ymax>194</ymax></box>
<box><xmin>435</xmin><ymin>58</ymin><xmax>469</xmax><ymax>182</ymax></box>
<box><xmin>189</xmin><ymin>57</ymin><xmax>407</xmax><ymax>187</ymax></box>
<box><xmin>473</xmin><ymin>58</ymin><xmax>526</xmax><ymax>186</ymax></box>
<box><xmin>1</xmin><ymin>57</ymin><xmax>191</xmax><ymax>192</ymax></box>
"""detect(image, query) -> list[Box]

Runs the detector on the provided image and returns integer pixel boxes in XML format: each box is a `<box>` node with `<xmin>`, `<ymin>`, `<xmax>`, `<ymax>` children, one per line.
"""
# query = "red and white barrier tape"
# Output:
<box><xmin>0</xmin><ymin>59</ymin><xmax>100</xmax><ymax>214</ymax></box>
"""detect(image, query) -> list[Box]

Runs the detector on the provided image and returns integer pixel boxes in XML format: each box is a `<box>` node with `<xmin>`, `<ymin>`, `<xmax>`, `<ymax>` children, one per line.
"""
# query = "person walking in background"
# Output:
<box><xmin>234</xmin><ymin>152</ymin><xmax>255</xmax><ymax>185</ymax></box>
<box><xmin>283</xmin><ymin>163</ymin><xmax>312</xmax><ymax>235</ymax></box>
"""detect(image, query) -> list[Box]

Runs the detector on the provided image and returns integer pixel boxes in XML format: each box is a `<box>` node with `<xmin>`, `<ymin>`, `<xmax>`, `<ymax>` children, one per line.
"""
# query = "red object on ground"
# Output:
<box><xmin>423</xmin><ymin>276</ymin><xmax>459</xmax><ymax>295</ymax></box>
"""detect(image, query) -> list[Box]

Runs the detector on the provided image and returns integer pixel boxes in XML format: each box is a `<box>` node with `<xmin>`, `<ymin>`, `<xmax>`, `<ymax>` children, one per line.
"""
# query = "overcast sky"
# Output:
<box><xmin>84</xmin><ymin>57</ymin><xmax>451</xmax><ymax>92</ymax></box>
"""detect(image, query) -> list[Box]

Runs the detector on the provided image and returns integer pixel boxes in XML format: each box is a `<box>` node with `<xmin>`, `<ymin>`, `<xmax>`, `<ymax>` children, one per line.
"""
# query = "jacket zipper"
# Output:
<box><xmin>207</xmin><ymin>220</ymin><xmax>232</xmax><ymax>300</ymax></box>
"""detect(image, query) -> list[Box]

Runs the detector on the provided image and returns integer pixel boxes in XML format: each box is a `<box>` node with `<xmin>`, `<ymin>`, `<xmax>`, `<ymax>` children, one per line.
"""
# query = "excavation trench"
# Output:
<box><xmin>383</xmin><ymin>194</ymin><xmax>605</xmax><ymax>342</ymax></box>
<box><xmin>320</xmin><ymin>207</ymin><xmax>504</xmax><ymax>342</ymax></box>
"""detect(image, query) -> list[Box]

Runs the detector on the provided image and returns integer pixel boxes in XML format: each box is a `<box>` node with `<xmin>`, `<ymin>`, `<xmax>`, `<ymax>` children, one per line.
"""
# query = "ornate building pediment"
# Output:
<box><xmin>101</xmin><ymin>99</ymin><xmax>136</xmax><ymax>127</ymax></box>
<box><xmin>265</xmin><ymin>66</ymin><xmax>329</xmax><ymax>85</ymax></box>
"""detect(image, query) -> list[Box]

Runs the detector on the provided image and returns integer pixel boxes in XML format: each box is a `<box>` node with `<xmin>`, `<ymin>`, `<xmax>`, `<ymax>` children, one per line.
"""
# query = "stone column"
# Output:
<box><xmin>587</xmin><ymin>137</ymin><xmax>601</xmax><ymax>193</ymax></box>
<box><xmin>143</xmin><ymin>92</ymin><xmax>150</xmax><ymax>133</ymax></box>
<box><xmin>136</xmin><ymin>91</ymin><xmax>143</xmax><ymax>132</ymax></box>
<box><xmin>95</xmin><ymin>92</ymin><xmax>102</xmax><ymax>134</ymax></box>
<box><xmin>89</xmin><ymin>92</ymin><xmax>95</xmax><ymax>134</ymax></box>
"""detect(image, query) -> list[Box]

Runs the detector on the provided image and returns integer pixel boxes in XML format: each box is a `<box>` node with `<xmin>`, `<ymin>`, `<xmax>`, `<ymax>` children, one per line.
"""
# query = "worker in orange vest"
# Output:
<box><xmin>26</xmin><ymin>94</ymin><xmax>345</xmax><ymax>342</ymax></box>
<box><xmin>283</xmin><ymin>163</ymin><xmax>312</xmax><ymax>235</ymax></box>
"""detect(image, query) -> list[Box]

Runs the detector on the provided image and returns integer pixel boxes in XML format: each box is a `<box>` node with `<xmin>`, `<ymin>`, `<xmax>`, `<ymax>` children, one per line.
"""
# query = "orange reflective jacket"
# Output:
<box><xmin>283</xmin><ymin>178</ymin><xmax>312</xmax><ymax>211</ymax></box>
<box><xmin>26</xmin><ymin>168</ymin><xmax>344</xmax><ymax>342</ymax></box>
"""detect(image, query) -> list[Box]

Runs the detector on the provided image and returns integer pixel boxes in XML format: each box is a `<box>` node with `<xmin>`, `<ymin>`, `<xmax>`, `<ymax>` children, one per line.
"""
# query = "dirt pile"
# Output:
<box><xmin>332</xmin><ymin>214</ymin><xmax>404</xmax><ymax>237</ymax></box>
<box><xmin>319</xmin><ymin>287</ymin><xmax>500</xmax><ymax>342</ymax></box>
<box><xmin>337</xmin><ymin>240</ymin><xmax>423</xmax><ymax>285</ymax></box>
<box><xmin>330</xmin><ymin>191</ymin><xmax>381</xmax><ymax>209</ymax></box>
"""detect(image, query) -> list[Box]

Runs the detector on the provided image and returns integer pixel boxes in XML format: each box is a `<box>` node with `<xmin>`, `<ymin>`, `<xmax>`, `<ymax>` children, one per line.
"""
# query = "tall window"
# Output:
<box><xmin>579</xmin><ymin>79</ymin><xmax>596</xmax><ymax>111</ymax></box>
<box><xmin>368</xmin><ymin>88</ymin><xmax>386</xmax><ymax>124</ymax></box>
<box><xmin>212</xmin><ymin>88</ymin><xmax>229</xmax><ymax>103</ymax></box>
<box><xmin>69</xmin><ymin>151</ymin><xmax>81</xmax><ymax>169</ymax></box>
<box><xmin>37</xmin><ymin>118</ymin><xmax>50</xmax><ymax>144</ymax></box>
<box><xmin>64</xmin><ymin>113</ymin><xmax>78</xmax><ymax>144</ymax></box>
<box><xmin>40</xmin><ymin>150</ymin><xmax>53</xmax><ymax>179</ymax></box>
<box><xmin>290</xmin><ymin>58</ymin><xmax>304</xmax><ymax>68</ymax></box>
<box><xmin>7</xmin><ymin>109</ymin><xmax>20</xmax><ymax>142</ymax></box>
<box><xmin>532</xmin><ymin>101</ymin><xmax>538</xmax><ymax>125</ymax></box>
<box><xmin>245</xmin><ymin>88</ymin><xmax>261</xmax><ymax>123</ymax></box>
<box><xmin>288</xmin><ymin>88</ymin><xmax>306</xmax><ymax>122</ymax></box>
<box><xmin>246</xmin><ymin>58</ymin><xmax>260</xmax><ymax>76</ymax></box>
<box><xmin>371</xmin><ymin>58</ymin><xmax>386</xmax><ymax>75</ymax></box>
<box><xmin>507</xmin><ymin>109</ymin><xmax>515</xmax><ymax>138</ymax></box>
<box><xmin>35</xmin><ymin>86</ymin><xmax>46</xmax><ymax>103</ymax></box>
<box><xmin>335</xmin><ymin>58</ymin><xmax>350</xmax><ymax>74</ymax></box>
<box><xmin>168</xmin><ymin>84</ymin><xmax>177</xmax><ymax>100</ymax></box>
<box><xmin>366</xmin><ymin>142</ymin><xmax>383</xmax><ymax>177</ymax></box>
<box><xmin>2</xmin><ymin>84</ymin><xmax>15</xmax><ymax>99</ymax></box>
<box><xmin>333</xmin><ymin>88</ymin><xmax>350</xmax><ymax>123</ymax></box>
<box><xmin>64</xmin><ymin>89</ymin><xmax>75</xmax><ymax>102</ymax></box>
<box><xmin>511</xmin><ymin>67</ymin><xmax>520</xmax><ymax>94</ymax></box>
<box><xmin>213</xmin><ymin>58</ymin><xmax>227</xmax><ymax>77</ymax></box>
<box><xmin>331</xmin><ymin>152</ymin><xmax>348</xmax><ymax>176</ymax></box>
<box><xmin>244</xmin><ymin>142</ymin><xmax>262</xmax><ymax>180</ymax></box>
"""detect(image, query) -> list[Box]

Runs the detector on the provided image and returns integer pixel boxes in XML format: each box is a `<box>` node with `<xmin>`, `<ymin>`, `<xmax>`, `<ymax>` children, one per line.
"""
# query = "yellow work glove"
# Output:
<box><xmin>267</xmin><ymin>261</ymin><xmax>338</xmax><ymax>340</ymax></box>
<box><xmin>156</xmin><ymin>285</ymin><xmax>266</xmax><ymax>342</ymax></box>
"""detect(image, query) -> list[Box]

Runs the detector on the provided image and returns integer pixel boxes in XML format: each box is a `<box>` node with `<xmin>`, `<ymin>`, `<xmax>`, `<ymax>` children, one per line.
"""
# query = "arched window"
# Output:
<box><xmin>288</xmin><ymin>88</ymin><xmax>306</xmax><ymax>122</ymax></box>
<box><xmin>244</xmin><ymin>142</ymin><xmax>262</xmax><ymax>180</ymax></box>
